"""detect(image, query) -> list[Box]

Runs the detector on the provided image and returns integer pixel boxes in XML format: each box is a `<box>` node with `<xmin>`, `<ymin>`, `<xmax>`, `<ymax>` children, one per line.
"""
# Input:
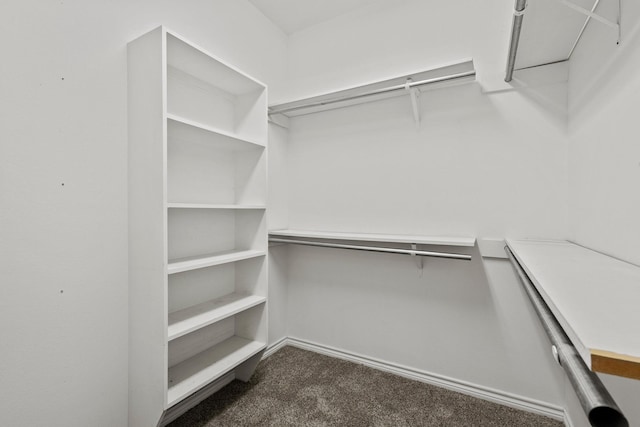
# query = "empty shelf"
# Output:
<box><xmin>507</xmin><ymin>239</ymin><xmax>640</xmax><ymax>380</ymax></box>
<box><xmin>168</xmin><ymin>203</ymin><xmax>266</xmax><ymax>210</ymax></box>
<box><xmin>167</xmin><ymin>336</ymin><xmax>265</xmax><ymax>406</ymax></box>
<box><xmin>168</xmin><ymin>294</ymin><xmax>267</xmax><ymax>341</ymax></box>
<box><xmin>167</xmin><ymin>203</ymin><xmax>265</xmax><ymax>210</ymax></box>
<box><xmin>269</xmin><ymin>229</ymin><xmax>475</xmax><ymax>247</ymax></box>
<box><xmin>168</xmin><ymin>249</ymin><xmax>266</xmax><ymax>274</ymax></box>
<box><xmin>167</xmin><ymin>114</ymin><xmax>265</xmax><ymax>149</ymax></box>
<box><xmin>167</xmin><ymin>32</ymin><xmax>265</xmax><ymax>96</ymax></box>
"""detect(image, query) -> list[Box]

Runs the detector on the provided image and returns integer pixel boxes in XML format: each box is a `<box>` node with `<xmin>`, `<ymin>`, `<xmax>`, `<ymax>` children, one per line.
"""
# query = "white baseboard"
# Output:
<box><xmin>264</xmin><ymin>336</ymin><xmax>288</xmax><ymax>358</ymax></box>
<box><xmin>275</xmin><ymin>336</ymin><xmax>565</xmax><ymax>422</ymax></box>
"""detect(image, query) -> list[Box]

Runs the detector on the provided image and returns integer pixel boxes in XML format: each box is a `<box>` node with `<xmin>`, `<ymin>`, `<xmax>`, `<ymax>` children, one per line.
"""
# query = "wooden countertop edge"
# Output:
<box><xmin>591</xmin><ymin>349</ymin><xmax>640</xmax><ymax>380</ymax></box>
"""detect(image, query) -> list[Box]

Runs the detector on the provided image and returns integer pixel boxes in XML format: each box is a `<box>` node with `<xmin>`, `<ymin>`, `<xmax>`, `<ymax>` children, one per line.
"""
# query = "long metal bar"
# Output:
<box><xmin>268</xmin><ymin>70</ymin><xmax>476</xmax><ymax>115</ymax></box>
<box><xmin>269</xmin><ymin>238</ymin><xmax>472</xmax><ymax>261</ymax></box>
<box><xmin>505</xmin><ymin>0</ymin><xmax>528</xmax><ymax>82</ymax></box>
<box><xmin>505</xmin><ymin>247</ymin><xmax>628</xmax><ymax>427</ymax></box>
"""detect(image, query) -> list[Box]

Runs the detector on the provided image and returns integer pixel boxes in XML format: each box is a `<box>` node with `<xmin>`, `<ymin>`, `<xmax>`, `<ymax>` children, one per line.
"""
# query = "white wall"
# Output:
<box><xmin>568</xmin><ymin>0</ymin><xmax>640</xmax><ymax>266</ymax></box>
<box><xmin>267</xmin><ymin>123</ymin><xmax>290</xmax><ymax>344</ymax></box>
<box><xmin>0</xmin><ymin>1</ymin><xmax>286</xmax><ymax>426</ymax></box>
<box><xmin>566</xmin><ymin>0</ymin><xmax>640</xmax><ymax>425</ymax></box>
<box><xmin>278</xmin><ymin>0</ymin><xmax>568</xmax><ymax>415</ymax></box>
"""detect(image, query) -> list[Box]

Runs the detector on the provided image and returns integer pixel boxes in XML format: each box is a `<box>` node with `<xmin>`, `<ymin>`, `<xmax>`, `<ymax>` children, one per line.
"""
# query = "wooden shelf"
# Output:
<box><xmin>168</xmin><ymin>249</ymin><xmax>266</xmax><ymax>275</ymax></box>
<box><xmin>167</xmin><ymin>336</ymin><xmax>265</xmax><ymax>406</ymax></box>
<box><xmin>507</xmin><ymin>239</ymin><xmax>640</xmax><ymax>380</ymax></box>
<box><xmin>168</xmin><ymin>294</ymin><xmax>266</xmax><ymax>341</ymax></box>
<box><xmin>167</xmin><ymin>114</ymin><xmax>265</xmax><ymax>149</ymax></box>
<box><xmin>269</xmin><ymin>229</ymin><xmax>476</xmax><ymax>247</ymax></box>
<box><xmin>167</xmin><ymin>203</ymin><xmax>265</xmax><ymax>210</ymax></box>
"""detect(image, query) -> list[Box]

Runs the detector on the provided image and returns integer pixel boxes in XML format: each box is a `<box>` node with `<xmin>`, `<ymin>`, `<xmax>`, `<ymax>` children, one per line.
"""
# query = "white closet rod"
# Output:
<box><xmin>269</xmin><ymin>238</ymin><xmax>472</xmax><ymax>261</ymax></box>
<box><xmin>269</xmin><ymin>70</ymin><xmax>476</xmax><ymax>116</ymax></box>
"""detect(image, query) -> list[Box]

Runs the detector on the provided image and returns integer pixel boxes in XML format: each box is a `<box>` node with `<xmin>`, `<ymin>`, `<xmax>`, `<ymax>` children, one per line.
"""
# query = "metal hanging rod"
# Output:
<box><xmin>269</xmin><ymin>238</ymin><xmax>472</xmax><ymax>261</ymax></box>
<box><xmin>505</xmin><ymin>0</ymin><xmax>528</xmax><ymax>82</ymax></box>
<box><xmin>505</xmin><ymin>247</ymin><xmax>628</xmax><ymax>427</ymax></box>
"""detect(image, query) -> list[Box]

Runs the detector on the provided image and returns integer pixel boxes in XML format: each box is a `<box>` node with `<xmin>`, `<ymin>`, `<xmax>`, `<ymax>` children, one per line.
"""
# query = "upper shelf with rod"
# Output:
<box><xmin>505</xmin><ymin>0</ymin><xmax>621</xmax><ymax>82</ymax></box>
<box><xmin>269</xmin><ymin>229</ymin><xmax>475</xmax><ymax>265</ymax></box>
<box><xmin>269</xmin><ymin>60</ymin><xmax>476</xmax><ymax>126</ymax></box>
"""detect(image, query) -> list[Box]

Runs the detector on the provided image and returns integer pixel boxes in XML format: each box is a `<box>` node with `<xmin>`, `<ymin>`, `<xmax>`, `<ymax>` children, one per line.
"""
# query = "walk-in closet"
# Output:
<box><xmin>2</xmin><ymin>1</ymin><xmax>638</xmax><ymax>426</ymax></box>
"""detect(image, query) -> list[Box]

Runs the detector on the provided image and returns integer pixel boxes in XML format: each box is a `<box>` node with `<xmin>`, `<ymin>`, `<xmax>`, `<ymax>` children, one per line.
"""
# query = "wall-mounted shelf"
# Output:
<box><xmin>168</xmin><ymin>293</ymin><xmax>267</xmax><ymax>341</ymax></box>
<box><xmin>269</xmin><ymin>229</ymin><xmax>474</xmax><ymax>263</ymax></box>
<box><xmin>168</xmin><ymin>114</ymin><xmax>265</xmax><ymax>149</ymax></box>
<box><xmin>168</xmin><ymin>249</ymin><xmax>266</xmax><ymax>275</ymax></box>
<box><xmin>269</xmin><ymin>229</ymin><xmax>476</xmax><ymax>247</ymax></box>
<box><xmin>167</xmin><ymin>336</ymin><xmax>266</xmax><ymax>406</ymax></box>
<box><xmin>507</xmin><ymin>239</ymin><xmax>640</xmax><ymax>380</ymax></box>
<box><xmin>168</xmin><ymin>203</ymin><xmax>266</xmax><ymax>210</ymax></box>
<box><xmin>269</xmin><ymin>60</ymin><xmax>475</xmax><ymax>125</ymax></box>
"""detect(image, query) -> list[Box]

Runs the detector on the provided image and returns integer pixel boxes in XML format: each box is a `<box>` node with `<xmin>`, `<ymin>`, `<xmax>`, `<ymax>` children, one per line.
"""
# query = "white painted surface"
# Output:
<box><xmin>568</xmin><ymin>0</ymin><xmax>640</xmax><ymax>267</ymax></box>
<box><xmin>0</xmin><ymin>2</ymin><xmax>286</xmax><ymax>426</ymax></box>
<box><xmin>168</xmin><ymin>294</ymin><xmax>267</xmax><ymax>341</ymax></box>
<box><xmin>275</xmin><ymin>0</ymin><xmax>567</xmax><ymax>414</ymax></box>
<box><xmin>477</xmin><ymin>238</ymin><xmax>508</xmax><ymax>259</ymax></box>
<box><xmin>267</xmin><ymin>123</ymin><xmax>290</xmax><ymax>346</ymax></box>
<box><xmin>167</xmin><ymin>336</ymin><xmax>266</xmax><ymax>405</ymax></box>
<box><xmin>270</xmin><ymin>229</ymin><xmax>476</xmax><ymax>247</ymax></box>
<box><xmin>167</xmin><ymin>115</ymin><xmax>266</xmax><ymax>149</ymax></box>
<box><xmin>167</xmin><ymin>240</ymin><xmax>266</xmax><ymax>275</ymax></box>
<box><xmin>286</xmin><ymin>246</ymin><xmax>564</xmax><ymax>406</ymax></box>
<box><xmin>565</xmin><ymin>0</ymin><xmax>640</xmax><ymax>424</ymax></box>
<box><xmin>127</xmin><ymin>27</ymin><xmax>168</xmax><ymax>427</ymax></box>
<box><xmin>248</xmin><ymin>0</ymin><xmax>394</xmax><ymax>34</ymax></box>
<box><xmin>507</xmin><ymin>239</ymin><xmax>640</xmax><ymax>367</ymax></box>
<box><xmin>168</xmin><ymin>203</ymin><xmax>266</xmax><ymax>209</ymax></box>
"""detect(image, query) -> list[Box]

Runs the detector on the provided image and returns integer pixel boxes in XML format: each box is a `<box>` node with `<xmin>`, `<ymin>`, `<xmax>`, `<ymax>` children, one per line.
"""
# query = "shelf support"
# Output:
<box><xmin>558</xmin><ymin>0</ymin><xmax>621</xmax><ymax>44</ymax></box>
<box><xmin>411</xmin><ymin>243</ymin><xmax>424</xmax><ymax>272</ymax></box>
<box><xmin>405</xmin><ymin>79</ymin><xmax>421</xmax><ymax>128</ymax></box>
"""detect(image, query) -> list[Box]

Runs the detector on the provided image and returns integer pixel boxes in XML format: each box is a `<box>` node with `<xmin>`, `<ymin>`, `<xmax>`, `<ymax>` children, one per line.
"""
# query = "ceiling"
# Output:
<box><xmin>248</xmin><ymin>0</ymin><xmax>384</xmax><ymax>34</ymax></box>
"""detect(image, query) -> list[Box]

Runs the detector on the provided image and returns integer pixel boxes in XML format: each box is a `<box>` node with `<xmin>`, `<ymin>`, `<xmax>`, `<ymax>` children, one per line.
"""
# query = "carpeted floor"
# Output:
<box><xmin>168</xmin><ymin>346</ymin><xmax>563</xmax><ymax>427</ymax></box>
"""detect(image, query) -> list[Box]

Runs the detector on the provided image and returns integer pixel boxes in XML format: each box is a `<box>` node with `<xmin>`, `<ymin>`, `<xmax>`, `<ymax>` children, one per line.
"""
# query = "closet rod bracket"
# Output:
<box><xmin>411</xmin><ymin>243</ymin><xmax>424</xmax><ymax>271</ymax></box>
<box><xmin>558</xmin><ymin>0</ymin><xmax>621</xmax><ymax>45</ymax></box>
<box><xmin>405</xmin><ymin>79</ymin><xmax>421</xmax><ymax>128</ymax></box>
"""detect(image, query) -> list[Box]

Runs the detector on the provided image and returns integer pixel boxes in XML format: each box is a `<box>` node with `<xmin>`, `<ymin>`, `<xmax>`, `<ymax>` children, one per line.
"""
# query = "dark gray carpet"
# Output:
<box><xmin>168</xmin><ymin>346</ymin><xmax>563</xmax><ymax>426</ymax></box>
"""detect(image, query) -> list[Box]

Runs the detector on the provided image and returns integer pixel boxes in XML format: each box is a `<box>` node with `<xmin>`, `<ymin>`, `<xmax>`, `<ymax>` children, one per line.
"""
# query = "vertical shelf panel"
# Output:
<box><xmin>127</xmin><ymin>26</ymin><xmax>169</xmax><ymax>427</ymax></box>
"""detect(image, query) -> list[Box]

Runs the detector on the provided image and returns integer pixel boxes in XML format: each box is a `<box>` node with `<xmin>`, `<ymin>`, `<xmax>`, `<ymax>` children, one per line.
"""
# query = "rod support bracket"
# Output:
<box><xmin>559</xmin><ymin>0</ymin><xmax>621</xmax><ymax>44</ymax></box>
<box><xmin>405</xmin><ymin>78</ymin><xmax>421</xmax><ymax>128</ymax></box>
<box><xmin>411</xmin><ymin>243</ymin><xmax>424</xmax><ymax>271</ymax></box>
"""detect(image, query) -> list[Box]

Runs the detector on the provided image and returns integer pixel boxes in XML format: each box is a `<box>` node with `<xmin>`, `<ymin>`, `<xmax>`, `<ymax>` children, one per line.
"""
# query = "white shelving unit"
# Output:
<box><xmin>128</xmin><ymin>26</ymin><xmax>268</xmax><ymax>427</ymax></box>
